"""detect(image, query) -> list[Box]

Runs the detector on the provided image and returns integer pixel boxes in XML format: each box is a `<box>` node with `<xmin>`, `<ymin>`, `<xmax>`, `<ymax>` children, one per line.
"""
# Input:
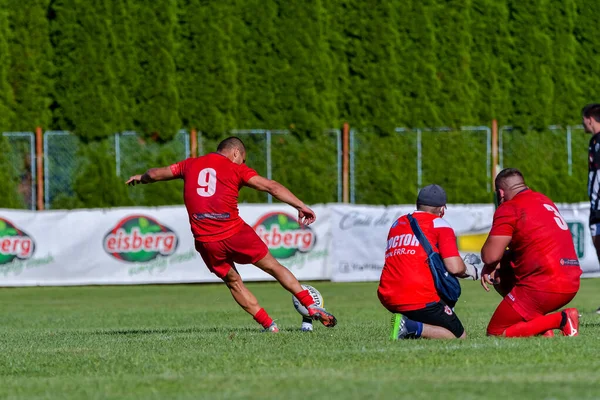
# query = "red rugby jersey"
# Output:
<box><xmin>377</xmin><ymin>212</ymin><xmax>460</xmax><ymax>311</ymax></box>
<box><xmin>170</xmin><ymin>153</ymin><xmax>258</xmax><ymax>242</ymax></box>
<box><xmin>489</xmin><ymin>189</ymin><xmax>581</xmax><ymax>293</ymax></box>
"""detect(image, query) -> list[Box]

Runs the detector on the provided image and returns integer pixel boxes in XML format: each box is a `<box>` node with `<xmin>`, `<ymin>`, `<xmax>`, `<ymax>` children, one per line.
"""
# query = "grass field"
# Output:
<box><xmin>1</xmin><ymin>279</ymin><xmax>599</xmax><ymax>400</ymax></box>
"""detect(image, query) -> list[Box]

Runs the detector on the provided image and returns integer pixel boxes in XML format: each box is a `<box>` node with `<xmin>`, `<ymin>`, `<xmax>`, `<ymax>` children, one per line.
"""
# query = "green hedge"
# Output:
<box><xmin>1</xmin><ymin>0</ymin><xmax>598</xmax><ymax>207</ymax></box>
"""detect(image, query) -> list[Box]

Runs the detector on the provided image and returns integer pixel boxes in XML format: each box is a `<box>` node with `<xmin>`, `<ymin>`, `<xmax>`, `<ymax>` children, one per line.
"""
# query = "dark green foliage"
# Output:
<box><xmin>340</xmin><ymin>1</ymin><xmax>406</xmax><ymax>133</ymax></box>
<box><xmin>271</xmin><ymin>131</ymin><xmax>340</xmax><ymax>204</ymax></box>
<box><xmin>6</xmin><ymin>0</ymin><xmax>53</xmax><ymax>130</ymax></box>
<box><xmin>500</xmin><ymin>128</ymin><xmax>585</xmax><ymax>202</ymax></box>
<box><xmin>132</xmin><ymin>0</ymin><xmax>180</xmax><ymax>140</ymax></box>
<box><xmin>508</xmin><ymin>0</ymin><xmax>554</xmax><ymax>130</ymax></box>
<box><xmin>548</xmin><ymin>0</ymin><xmax>581</xmax><ymax>124</ymax></box>
<box><xmin>353</xmin><ymin>130</ymin><xmax>420</xmax><ymax>205</ymax></box>
<box><xmin>49</xmin><ymin>0</ymin><xmax>127</xmax><ymax>140</ymax></box>
<box><xmin>471</xmin><ymin>0</ymin><xmax>513</xmax><ymax>123</ymax></box>
<box><xmin>3</xmin><ymin>0</ymin><xmax>600</xmax><ymax>207</ymax></box>
<box><xmin>574</xmin><ymin>0</ymin><xmax>600</xmax><ymax>109</ymax></box>
<box><xmin>177</xmin><ymin>0</ymin><xmax>238</xmax><ymax>136</ymax></box>
<box><xmin>402</xmin><ymin>0</ymin><xmax>442</xmax><ymax>128</ymax></box>
<box><xmin>433</xmin><ymin>0</ymin><xmax>477</xmax><ymax>126</ymax></box>
<box><xmin>274</xmin><ymin>1</ymin><xmax>337</xmax><ymax>135</ymax></box>
<box><xmin>0</xmin><ymin>0</ymin><xmax>15</xmax><ymax>131</ymax></box>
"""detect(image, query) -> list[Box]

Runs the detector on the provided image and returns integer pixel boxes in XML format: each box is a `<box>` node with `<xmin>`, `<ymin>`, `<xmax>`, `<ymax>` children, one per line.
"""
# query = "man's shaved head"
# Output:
<box><xmin>217</xmin><ymin>136</ymin><xmax>246</xmax><ymax>153</ymax></box>
<box><xmin>495</xmin><ymin>168</ymin><xmax>525</xmax><ymax>191</ymax></box>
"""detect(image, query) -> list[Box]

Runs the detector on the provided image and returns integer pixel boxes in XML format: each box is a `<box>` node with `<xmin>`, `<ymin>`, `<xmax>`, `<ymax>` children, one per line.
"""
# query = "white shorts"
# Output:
<box><xmin>590</xmin><ymin>223</ymin><xmax>600</xmax><ymax>237</ymax></box>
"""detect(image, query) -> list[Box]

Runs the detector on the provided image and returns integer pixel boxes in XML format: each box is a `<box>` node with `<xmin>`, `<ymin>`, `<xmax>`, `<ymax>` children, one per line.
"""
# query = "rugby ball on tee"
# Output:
<box><xmin>292</xmin><ymin>284</ymin><xmax>324</xmax><ymax>317</ymax></box>
<box><xmin>491</xmin><ymin>251</ymin><xmax>517</xmax><ymax>297</ymax></box>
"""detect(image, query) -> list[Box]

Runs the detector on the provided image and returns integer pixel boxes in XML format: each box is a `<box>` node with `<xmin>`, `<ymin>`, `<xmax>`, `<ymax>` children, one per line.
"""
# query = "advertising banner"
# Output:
<box><xmin>0</xmin><ymin>202</ymin><xmax>597</xmax><ymax>286</ymax></box>
<box><xmin>0</xmin><ymin>204</ymin><xmax>330</xmax><ymax>286</ymax></box>
<box><xmin>329</xmin><ymin>202</ymin><xmax>600</xmax><ymax>282</ymax></box>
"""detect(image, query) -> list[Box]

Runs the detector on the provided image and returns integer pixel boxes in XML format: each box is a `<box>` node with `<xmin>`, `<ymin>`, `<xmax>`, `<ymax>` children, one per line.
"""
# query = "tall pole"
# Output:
<box><xmin>342</xmin><ymin>123</ymin><xmax>349</xmax><ymax>203</ymax></box>
<box><xmin>35</xmin><ymin>127</ymin><xmax>44</xmax><ymax>210</ymax></box>
<box><xmin>491</xmin><ymin>119</ymin><xmax>498</xmax><ymax>190</ymax></box>
<box><xmin>190</xmin><ymin>128</ymin><xmax>198</xmax><ymax>157</ymax></box>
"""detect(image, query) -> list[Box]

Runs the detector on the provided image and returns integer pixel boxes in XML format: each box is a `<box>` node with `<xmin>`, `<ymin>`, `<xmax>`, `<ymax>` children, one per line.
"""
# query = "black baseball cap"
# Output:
<box><xmin>417</xmin><ymin>184</ymin><xmax>447</xmax><ymax>207</ymax></box>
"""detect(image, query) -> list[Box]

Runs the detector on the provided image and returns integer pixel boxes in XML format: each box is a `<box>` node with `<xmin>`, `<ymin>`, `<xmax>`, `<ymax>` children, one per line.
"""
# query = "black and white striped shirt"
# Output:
<box><xmin>588</xmin><ymin>132</ymin><xmax>600</xmax><ymax>222</ymax></box>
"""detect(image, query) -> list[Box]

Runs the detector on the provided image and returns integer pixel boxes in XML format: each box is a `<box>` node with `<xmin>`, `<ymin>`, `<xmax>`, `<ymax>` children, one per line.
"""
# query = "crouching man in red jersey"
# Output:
<box><xmin>378</xmin><ymin>184</ymin><xmax>479</xmax><ymax>340</ymax></box>
<box><xmin>480</xmin><ymin>168</ymin><xmax>581</xmax><ymax>337</ymax></box>
<box><xmin>126</xmin><ymin>137</ymin><xmax>336</xmax><ymax>332</ymax></box>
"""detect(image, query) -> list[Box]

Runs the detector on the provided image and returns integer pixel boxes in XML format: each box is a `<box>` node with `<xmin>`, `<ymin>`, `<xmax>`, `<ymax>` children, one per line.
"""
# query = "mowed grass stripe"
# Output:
<box><xmin>0</xmin><ymin>279</ymin><xmax>599</xmax><ymax>399</ymax></box>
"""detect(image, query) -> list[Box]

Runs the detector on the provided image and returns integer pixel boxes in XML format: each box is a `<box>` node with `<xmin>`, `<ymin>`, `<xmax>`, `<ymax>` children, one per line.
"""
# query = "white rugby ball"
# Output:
<box><xmin>292</xmin><ymin>284</ymin><xmax>324</xmax><ymax>317</ymax></box>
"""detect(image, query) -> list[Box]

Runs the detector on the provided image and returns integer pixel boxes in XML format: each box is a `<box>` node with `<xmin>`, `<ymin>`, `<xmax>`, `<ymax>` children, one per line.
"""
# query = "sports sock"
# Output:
<box><xmin>253</xmin><ymin>308</ymin><xmax>273</xmax><ymax>329</ymax></box>
<box><xmin>294</xmin><ymin>289</ymin><xmax>316</xmax><ymax>308</ymax></box>
<box><xmin>404</xmin><ymin>318</ymin><xmax>423</xmax><ymax>338</ymax></box>
<box><xmin>504</xmin><ymin>312</ymin><xmax>563</xmax><ymax>337</ymax></box>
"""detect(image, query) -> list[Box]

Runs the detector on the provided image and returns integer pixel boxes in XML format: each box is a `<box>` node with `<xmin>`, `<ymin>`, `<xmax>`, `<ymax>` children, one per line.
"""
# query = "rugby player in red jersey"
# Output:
<box><xmin>126</xmin><ymin>137</ymin><xmax>336</xmax><ymax>332</ymax></box>
<box><xmin>480</xmin><ymin>168</ymin><xmax>582</xmax><ymax>337</ymax></box>
<box><xmin>378</xmin><ymin>184</ymin><xmax>479</xmax><ymax>340</ymax></box>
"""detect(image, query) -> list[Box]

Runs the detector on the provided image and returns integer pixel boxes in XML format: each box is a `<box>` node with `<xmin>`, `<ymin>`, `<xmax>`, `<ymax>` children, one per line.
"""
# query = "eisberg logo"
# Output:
<box><xmin>252</xmin><ymin>212</ymin><xmax>315</xmax><ymax>259</ymax></box>
<box><xmin>103</xmin><ymin>215</ymin><xmax>178</xmax><ymax>263</ymax></box>
<box><xmin>0</xmin><ymin>218</ymin><xmax>35</xmax><ymax>265</ymax></box>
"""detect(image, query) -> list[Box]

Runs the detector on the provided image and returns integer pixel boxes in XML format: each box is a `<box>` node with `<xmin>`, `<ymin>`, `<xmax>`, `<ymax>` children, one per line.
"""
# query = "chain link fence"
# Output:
<box><xmin>44</xmin><ymin>131</ymin><xmax>187</xmax><ymax>209</ymax></box>
<box><xmin>2</xmin><ymin>132</ymin><xmax>35</xmax><ymax>210</ymax></box>
<box><xmin>499</xmin><ymin>125</ymin><xmax>588</xmax><ymax>203</ymax></box>
<box><xmin>115</xmin><ymin>130</ymin><xmax>189</xmax><ymax>205</ymax></box>
<box><xmin>36</xmin><ymin>125</ymin><xmax>592</xmax><ymax>208</ymax></box>
<box><xmin>199</xmin><ymin>129</ymin><xmax>342</xmax><ymax>204</ymax></box>
<box><xmin>350</xmin><ymin>126</ymin><xmax>491</xmax><ymax>204</ymax></box>
<box><xmin>350</xmin><ymin>128</ymin><xmax>419</xmax><ymax>204</ymax></box>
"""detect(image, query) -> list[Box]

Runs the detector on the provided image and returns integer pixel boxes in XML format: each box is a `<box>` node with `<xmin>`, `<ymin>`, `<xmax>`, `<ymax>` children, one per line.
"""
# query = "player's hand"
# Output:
<box><xmin>297</xmin><ymin>205</ymin><xmax>316</xmax><ymax>226</ymax></box>
<box><xmin>126</xmin><ymin>174</ymin><xmax>143</xmax><ymax>186</ymax></box>
<box><xmin>480</xmin><ymin>264</ymin><xmax>496</xmax><ymax>292</ymax></box>
<box><xmin>463</xmin><ymin>253</ymin><xmax>482</xmax><ymax>280</ymax></box>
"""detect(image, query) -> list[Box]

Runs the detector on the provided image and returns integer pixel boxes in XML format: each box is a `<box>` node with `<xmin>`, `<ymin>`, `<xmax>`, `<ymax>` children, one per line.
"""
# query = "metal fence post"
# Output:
<box><xmin>181</xmin><ymin>129</ymin><xmax>191</xmax><ymax>159</ymax></box>
<box><xmin>266</xmin><ymin>129</ymin><xmax>272</xmax><ymax>204</ymax></box>
<box><xmin>43</xmin><ymin>131</ymin><xmax>50</xmax><ymax>209</ymax></box>
<box><xmin>567</xmin><ymin>126</ymin><xmax>572</xmax><ymax>176</ymax></box>
<box><xmin>416</xmin><ymin>129</ymin><xmax>422</xmax><ymax>192</ymax></box>
<box><xmin>336</xmin><ymin>129</ymin><xmax>342</xmax><ymax>203</ymax></box>
<box><xmin>350</xmin><ymin>128</ymin><xmax>355</xmax><ymax>204</ymax></box>
<box><xmin>115</xmin><ymin>133</ymin><xmax>121</xmax><ymax>177</ymax></box>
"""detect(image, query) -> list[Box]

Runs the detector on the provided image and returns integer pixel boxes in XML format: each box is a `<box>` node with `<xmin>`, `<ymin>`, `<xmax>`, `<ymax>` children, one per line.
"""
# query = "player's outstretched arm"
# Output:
<box><xmin>126</xmin><ymin>166</ymin><xmax>176</xmax><ymax>186</ymax></box>
<box><xmin>245</xmin><ymin>175</ymin><xmax>316</xmax><ymax>225</ymax></box>
<box><xmin>442</xmin><ymin>256</ymin><xmax>468</xmax><ymax>277</ymax></box>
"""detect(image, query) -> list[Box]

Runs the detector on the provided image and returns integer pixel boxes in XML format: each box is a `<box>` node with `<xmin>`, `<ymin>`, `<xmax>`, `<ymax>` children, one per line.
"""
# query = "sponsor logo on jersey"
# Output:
<box><xmin>253</xmin><ymin>212</ymin><xmax>315</xmax><ymax>259</ymax></box>
<box><xmin>104</xmin><ymin>215</ymin><xmax>178</xmax><ymax>263</ymax></box>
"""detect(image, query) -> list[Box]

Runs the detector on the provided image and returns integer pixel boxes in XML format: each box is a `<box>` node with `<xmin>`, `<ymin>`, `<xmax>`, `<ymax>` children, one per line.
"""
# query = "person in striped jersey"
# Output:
<box><xmin>583</xmin><ymin>103</ymin><xmax>600</xmax><ymax>314</ymax></box>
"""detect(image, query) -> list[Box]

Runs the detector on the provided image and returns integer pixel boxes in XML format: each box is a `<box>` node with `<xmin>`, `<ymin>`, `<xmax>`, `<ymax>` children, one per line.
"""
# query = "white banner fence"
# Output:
<box><xmin>0</xmin><ymin>203</ymin><xmax>597</xmax><ymax>286</ymax></box>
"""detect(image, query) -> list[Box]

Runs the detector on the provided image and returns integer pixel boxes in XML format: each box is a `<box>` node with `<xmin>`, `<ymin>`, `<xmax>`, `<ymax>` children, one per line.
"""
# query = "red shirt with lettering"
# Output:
<box><xmin>169</xmin><ymin>153</ymin><xmax>258</xmax><ymax>242</ymax></box>
<box><xmin>377</xmin><ymin>212</ymin><xmax>460</xmax><ymax>311</ymax></box>
<box><xmin>489</xmin><ymin>189</ymin><xmax>581</xmax><ymax>293</ymax></box>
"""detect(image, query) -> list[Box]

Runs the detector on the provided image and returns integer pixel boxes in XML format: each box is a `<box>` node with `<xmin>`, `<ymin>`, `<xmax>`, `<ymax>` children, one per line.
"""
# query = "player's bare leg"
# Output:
<box><xmin>221</xmin><ymin>266</ymin><xmax>278</xmax><ymax>332</ymax></box>
<box><xmin>422</xmin><ymin>324</ymin><xmax>466</xmax><ymax>339</ymax></box>
<box><xmin>392</xmin><ymin>314</ymin><xmax>465</xmax><ymax>340</ymax></box>
<box><xmin>254</xmin><ymin>253</ymin><xmax>337</xmax><ymax>327</ymax></box>
<box><xmin>254</xmin><ymin>252</ymin><xmax>303</xmax><ymax>293</ymax></box>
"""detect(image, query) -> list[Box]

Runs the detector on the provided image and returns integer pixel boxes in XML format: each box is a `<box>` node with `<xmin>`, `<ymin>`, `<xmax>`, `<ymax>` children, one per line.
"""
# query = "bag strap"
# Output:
<box><xmin>407</xmin><ymin>213</ymin><xmax>435</xmax><ymax>256</ymax></box>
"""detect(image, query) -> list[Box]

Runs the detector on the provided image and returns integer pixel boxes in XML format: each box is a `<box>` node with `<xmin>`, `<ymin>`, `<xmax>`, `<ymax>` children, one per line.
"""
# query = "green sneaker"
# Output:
<box><xmin>389</xmin><ymin>314</ymin><xmax>411</xmax><ymax>340</ymax></box>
